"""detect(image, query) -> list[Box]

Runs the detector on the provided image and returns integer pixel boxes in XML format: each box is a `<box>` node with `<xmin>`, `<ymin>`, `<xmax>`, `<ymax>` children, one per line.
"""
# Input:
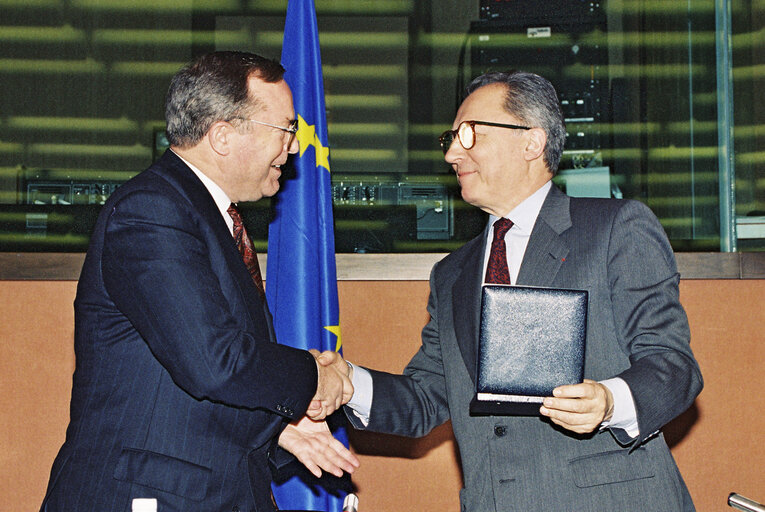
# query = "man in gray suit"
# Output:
<box><xmin>317</xmin><ymin>71</ymin><xmax>703</xmax><ymax>511</ymax></box>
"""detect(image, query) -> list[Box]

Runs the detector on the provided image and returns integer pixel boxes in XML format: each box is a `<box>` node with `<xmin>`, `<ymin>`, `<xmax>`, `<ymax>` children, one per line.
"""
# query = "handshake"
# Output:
<box><xmin>308</xmin><ymin>350</ymin><xmax>353</xmax><ymax>420</ymax></box>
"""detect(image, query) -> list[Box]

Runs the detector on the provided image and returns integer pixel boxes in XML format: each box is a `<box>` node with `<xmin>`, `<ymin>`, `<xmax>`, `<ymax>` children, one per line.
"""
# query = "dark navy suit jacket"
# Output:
<box><xmin>41</xmin><ymin>150</ymin><xmax>318</xmax><ymax>512</ymax></box>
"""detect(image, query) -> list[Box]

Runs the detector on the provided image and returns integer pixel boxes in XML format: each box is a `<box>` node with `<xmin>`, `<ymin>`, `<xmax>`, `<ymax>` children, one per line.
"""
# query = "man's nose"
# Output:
<box><xmin>287</xmin><ymin>135</ymin><xmax>299</xmax><ymax>155</ymax></box>
<box><xmin>444</xmin><ymin>140</ymin><xmax>463</xmax><ymax>165</ymax></box>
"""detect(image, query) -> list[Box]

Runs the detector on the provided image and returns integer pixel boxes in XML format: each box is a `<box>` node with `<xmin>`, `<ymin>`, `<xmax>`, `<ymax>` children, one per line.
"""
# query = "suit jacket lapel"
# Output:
<box><xmin>153</xmin><ymin>151</ymin><xmax>277</xmax><ymax>342</ymax></box>
<box><xmin>452</xmin><ymin>230</ymin><xmax>488</xmax><ymax>384</ymax></box>
<box><xmin>516</xmin><ymin>184</ymin><xmax>571</xmax><ymax>287</ymax></box>
<box><xmin>154</xmin><ymin>152</ymin><xmax>242</xmax><ymax>270</ymax></box>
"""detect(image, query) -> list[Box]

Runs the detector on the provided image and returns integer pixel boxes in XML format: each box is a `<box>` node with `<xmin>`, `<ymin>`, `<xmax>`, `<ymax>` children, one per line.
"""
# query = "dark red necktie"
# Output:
<box><xmin>484</xmin><ymin>218</ymin><xmax>513</xmax><ymax>284</ymax></box>
<box><xmin>227</xmin><ymin>203</ymin><xmax>265</xmax><ymax>299</ymax></box>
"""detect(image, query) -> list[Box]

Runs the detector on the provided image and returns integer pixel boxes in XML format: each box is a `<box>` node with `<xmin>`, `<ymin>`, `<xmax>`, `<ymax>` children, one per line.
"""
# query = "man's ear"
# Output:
<box><xmin>207</xmin><ymin>121</ymin><xmax>233</xmax><ymax>156</ymax></box>
<box><xmin>523</xmin><ymin>127</ymin><xmax>547</xmax><ymax>162</ymax></box>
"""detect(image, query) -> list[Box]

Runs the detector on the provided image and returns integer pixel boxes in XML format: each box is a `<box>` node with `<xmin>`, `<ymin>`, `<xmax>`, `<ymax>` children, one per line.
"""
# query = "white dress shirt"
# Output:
<box><xmin>348</xmin><ymin>180</ymin><xmax>639</xmax><ymax>438</ymax></box>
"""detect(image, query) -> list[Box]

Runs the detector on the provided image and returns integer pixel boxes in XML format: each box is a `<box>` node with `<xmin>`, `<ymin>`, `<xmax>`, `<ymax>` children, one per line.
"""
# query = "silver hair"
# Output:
<box><xmin>466</xmin><ymin>71</ymin><xmax>566</xmax><ymax>174</ymax></box>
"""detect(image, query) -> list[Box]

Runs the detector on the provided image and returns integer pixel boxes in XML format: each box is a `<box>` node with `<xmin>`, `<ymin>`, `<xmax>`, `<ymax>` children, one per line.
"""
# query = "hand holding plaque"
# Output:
<box><xmin>470</xmin><ymin>285</ymin><xmax>588</xmax><ymax>416</ymax></box>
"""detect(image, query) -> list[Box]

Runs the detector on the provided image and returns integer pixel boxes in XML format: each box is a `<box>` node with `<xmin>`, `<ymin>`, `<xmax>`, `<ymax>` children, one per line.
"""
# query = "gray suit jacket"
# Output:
<box><xmin>348</xmin><ymin>185</ymin><xmax>703</xmax><ymax>512</ymax></box>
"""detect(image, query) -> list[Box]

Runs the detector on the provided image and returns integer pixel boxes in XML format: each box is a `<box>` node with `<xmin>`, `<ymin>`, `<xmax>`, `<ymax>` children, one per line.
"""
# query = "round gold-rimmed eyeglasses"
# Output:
<box><xmin>438</xmin><ymin>120</ymin><xmax>531</xmax><ymax>154</ymax></box>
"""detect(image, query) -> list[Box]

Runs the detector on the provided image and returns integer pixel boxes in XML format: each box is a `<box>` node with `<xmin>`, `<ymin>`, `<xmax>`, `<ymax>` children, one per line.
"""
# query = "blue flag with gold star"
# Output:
<box><xmin>267</xmin><ymin>0</ymin><xmax>348</xmax><ymax>510</ymax></box>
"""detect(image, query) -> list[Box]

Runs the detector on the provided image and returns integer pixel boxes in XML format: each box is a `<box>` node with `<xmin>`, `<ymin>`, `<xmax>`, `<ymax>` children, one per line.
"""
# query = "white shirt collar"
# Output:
<box><xmin>483</xmin><ymin>180</ymin><xmax>552</xmax><ymax>284</ymax></box>
<box><xmin>489</xmin><ymin>180</ymin><xmax>552</xmax><ymax>230</ymax></box>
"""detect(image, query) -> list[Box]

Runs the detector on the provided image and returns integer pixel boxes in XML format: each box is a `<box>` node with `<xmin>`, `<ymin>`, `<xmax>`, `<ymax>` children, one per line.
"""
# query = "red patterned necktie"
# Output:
<box><xmin>484</xmin><ymin>218</ymin><xmax>514</xmax><ymax>284</ymax></box>
<box><xmin>227</xmin><ymin>203</ymin><xmax>265</xmax><ymax>299</ymax></box>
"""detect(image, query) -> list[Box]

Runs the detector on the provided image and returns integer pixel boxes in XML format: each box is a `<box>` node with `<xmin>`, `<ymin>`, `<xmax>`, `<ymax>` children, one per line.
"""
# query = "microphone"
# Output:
<box><xmin>729</xmin><ymin>493</ymin><xmax>765</xmax><ymax>512</ymax></box>
<box><xmin>343</xmin><ymin>493</ymin><xmax>359</xmax><ymax>512</ymax></box>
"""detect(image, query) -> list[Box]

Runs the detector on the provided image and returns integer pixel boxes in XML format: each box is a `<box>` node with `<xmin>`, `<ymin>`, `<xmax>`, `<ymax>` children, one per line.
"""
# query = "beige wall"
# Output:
<box><xmin>2</xmin><ymin>279</ymin><xmax>763</xmax><ymax>511</ymax></box>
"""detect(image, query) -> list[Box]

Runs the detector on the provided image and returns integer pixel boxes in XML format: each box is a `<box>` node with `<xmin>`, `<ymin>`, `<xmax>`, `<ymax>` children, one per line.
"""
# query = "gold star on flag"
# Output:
<box><xmin>314</xmin><ymin>134</ymin><xmax>331</xmax><ymax>172</ymax></box>
<box><xmin>296</xmin><ymin>114</ymin><xmax>316</xmax><ymax>158</ymax></box>
<box><xmin>295</xmin><ymin>114</ymin><xmax>331</xmax><ymax>172</ymax></box>
<box><xmin>324</xmin><ymin>325</ymin><xmax>342</xmax><ymax>352</ymax></box>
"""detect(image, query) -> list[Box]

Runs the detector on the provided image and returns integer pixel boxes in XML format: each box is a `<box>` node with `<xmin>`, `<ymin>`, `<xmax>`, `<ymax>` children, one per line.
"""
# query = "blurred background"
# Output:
<box><xmin>0</xmin><ymin>0</ymin><xmax>763</xmax><ymax>253</ymax></box>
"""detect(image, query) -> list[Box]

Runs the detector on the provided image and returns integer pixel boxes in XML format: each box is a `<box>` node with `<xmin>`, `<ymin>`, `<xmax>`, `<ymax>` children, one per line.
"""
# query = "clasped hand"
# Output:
<box><xmin>309</xmin><ymin>349</ymin><xmax>353</xmax><ymax>420</ymax></box>
<box><xmin>278</xmin><ymin>351</ymin><xmax>358</xmax><ymax>478</ymax></box>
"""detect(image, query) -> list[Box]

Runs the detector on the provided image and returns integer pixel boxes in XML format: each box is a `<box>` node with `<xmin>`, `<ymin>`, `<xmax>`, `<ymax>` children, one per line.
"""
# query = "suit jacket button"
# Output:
<box><xmin>494</xmin><ymin>425</ymin><xmax>507</xmax><ymax>437</ymax></box>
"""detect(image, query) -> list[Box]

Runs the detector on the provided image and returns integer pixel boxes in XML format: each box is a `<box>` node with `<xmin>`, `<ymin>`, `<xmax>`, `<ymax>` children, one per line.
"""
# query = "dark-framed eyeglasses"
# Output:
<box><xmin>438</xmin><ymin>120</ymin><xmax>531</xmax><ymax>154</ymax></box>
<box><xmin>234</xmin><ymin>118</ymin><xmax>298</xmax><ymax>146</ymax></box>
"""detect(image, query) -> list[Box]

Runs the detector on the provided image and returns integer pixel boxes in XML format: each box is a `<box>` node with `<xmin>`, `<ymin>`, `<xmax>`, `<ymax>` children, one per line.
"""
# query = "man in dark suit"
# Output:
<box><xmin>41</xmin><ymin>51</ymin><xmax>357</xmax><ymax>512</ymax></box>
<box><xmin>319</xmin><ymin>71</ymin><xmax>703</xmax><ymax>511</ymax></box>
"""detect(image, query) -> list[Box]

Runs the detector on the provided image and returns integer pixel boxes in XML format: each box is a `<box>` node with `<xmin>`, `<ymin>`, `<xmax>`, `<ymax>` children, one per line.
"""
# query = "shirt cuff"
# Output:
<box><xmin>346</xmin><ymin>362</ymin><xmax>372</xmax><ymax>426</ymax></box>
<box><xmin>600</xmin><ymin>377</ymin><xmax>639</xmax><ymax>439</ymax></box>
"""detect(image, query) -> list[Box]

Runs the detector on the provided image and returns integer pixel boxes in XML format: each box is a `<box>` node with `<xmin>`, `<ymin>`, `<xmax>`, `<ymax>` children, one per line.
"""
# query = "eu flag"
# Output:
<box><xmin>267</xmin><ymin>0</ymin><xmax>348</xmax><ymax>510</ymax></box>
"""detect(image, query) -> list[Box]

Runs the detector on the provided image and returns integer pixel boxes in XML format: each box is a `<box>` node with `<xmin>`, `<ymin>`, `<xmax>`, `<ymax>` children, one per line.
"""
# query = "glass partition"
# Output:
<box><xmin>732</xmin><ymin>0</ymin><xmax>765</xmax><ymax>250</ymax></box>
<box><xmin>0</xmin><ymin>0</ymin><xmax>762</xmax><ymax>253</ymax></box>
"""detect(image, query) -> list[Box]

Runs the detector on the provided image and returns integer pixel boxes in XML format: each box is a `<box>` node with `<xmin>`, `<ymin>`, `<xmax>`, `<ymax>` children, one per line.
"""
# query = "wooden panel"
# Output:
<box><xmin>338</xmin><ymin>281</ymin><xmax>462</xmax><ymax>511</ymax></box>
<box><xmin>1</xmin><ymin>251</ymin><xmax>764</xmax><ymax>281</ymax></box>
<box><xmin>742</xmin><ymin>252</ymin><xmax>765</xmax><ymax>279</ymax></box>
<box><xmin>1</xmin><ymin>279</ymin><xmax>764</xmax><ymax>511</ymax></box>
<box><xmin>0</xmin><ymin>282</ymin><xmax>77</xmax><ymax>509</ymax></box>
<box><xmin>675</xmin><ymin>252</ymin><xmax>741</xmax><ymax>279</ymax></box>
<box><xmin>668</xmin><ymin>280</ymin><xmax>765</xmax><ymax>508</ymax></box>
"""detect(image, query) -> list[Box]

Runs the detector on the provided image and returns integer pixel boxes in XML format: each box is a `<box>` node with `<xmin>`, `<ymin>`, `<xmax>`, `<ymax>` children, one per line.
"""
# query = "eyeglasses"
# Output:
<box><xmin>234</xmin><ymin>118</ymin><xmax>298</xmax><ymax>146</ymax></box>
<box><xmin>438</xmin><ymin>120</ymin><xmax>531</xmax><ymax>154</ymax></box>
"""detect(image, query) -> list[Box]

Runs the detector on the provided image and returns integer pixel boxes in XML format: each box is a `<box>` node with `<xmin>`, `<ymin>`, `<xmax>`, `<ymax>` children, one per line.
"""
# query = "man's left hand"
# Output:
<box><xmin>539</xmin><ymin>379</ymin><xmax>614</xmax><ymax>434</ymax></box>
<box><xmin>277</xmin><ymin>416</ymin><xmax>360</xmax><ymax>478</ymax></box>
